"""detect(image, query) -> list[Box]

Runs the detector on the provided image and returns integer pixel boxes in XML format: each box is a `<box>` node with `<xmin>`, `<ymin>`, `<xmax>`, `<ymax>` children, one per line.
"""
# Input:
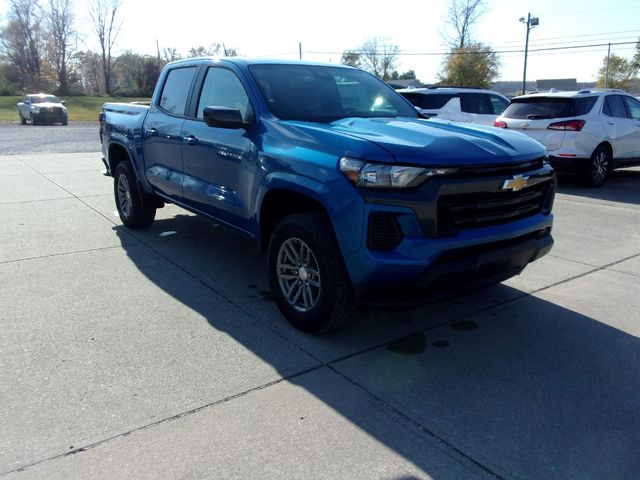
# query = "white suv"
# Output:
<box><xmin>397</xmin><ymin>87</ymin><xmax>510</xmax><ymax>126</ymax></box>
<box><xmin>495</xmin><ymin>89</ymin><xmax>640</xmax><ymax>186</ymax></box>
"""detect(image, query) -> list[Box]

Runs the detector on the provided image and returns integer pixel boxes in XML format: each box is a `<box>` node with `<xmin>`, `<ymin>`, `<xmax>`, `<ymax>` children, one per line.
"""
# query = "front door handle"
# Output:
<box><xmin>146</xmin><ymin>127</ymin><xmax>157</xmax><ymax>136</ymax></box>
<box><xmin>183</xmin><ymin>135</ymin><xmax>198</xmax><ymax>145</ymax></box>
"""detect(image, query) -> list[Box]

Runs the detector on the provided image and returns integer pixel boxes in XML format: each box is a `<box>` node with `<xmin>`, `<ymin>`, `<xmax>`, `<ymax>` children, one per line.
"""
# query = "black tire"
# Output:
<box><xmin>62</xmin><ymin>119</ymin><xmax>68</xmax><ymax>126</ymax></box>
<box><xmin>268</xmin><ymin>212</ymin><xmax>354</xmax><ymax>333</ymax></box>
<box><xmin>113</xmin><ymin>161</ymin><xmax>156</xmax><ymax>229</ymax></box>
<box><xmin>582</xmin><ymin>145</ymin><xmax>611</xmax><ymax>187</ymax></box>
<box><xmin>30</xmin><ymin>114</ymin><xmax>37</xmax><ymax>125</ymax></box>
<box><xmin>19</xmin><ymin>113</ymin><xmax>26</xmax><ymax>125</ymax></box>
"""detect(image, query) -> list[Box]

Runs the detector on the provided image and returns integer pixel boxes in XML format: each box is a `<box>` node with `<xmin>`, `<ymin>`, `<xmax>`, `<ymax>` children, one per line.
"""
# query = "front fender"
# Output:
<box><xmin>255</xmin><ymin>172</ymin><xmax>365</xmax><ymax>256</ymax></box>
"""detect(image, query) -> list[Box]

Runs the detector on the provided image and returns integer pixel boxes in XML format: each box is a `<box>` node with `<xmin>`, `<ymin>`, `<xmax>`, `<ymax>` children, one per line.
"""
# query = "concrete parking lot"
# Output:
<box><xmin>1</xmin><ymin>128</ymin><xmax>639</xmax><ymax>479</ymax></box>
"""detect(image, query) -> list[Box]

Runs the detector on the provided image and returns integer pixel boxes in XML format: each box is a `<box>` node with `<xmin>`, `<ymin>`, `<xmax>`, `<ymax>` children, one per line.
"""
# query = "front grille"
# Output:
<box><xmin>368</xmin><ymin>213</ymin><xmax>403</xmax><ymax>250</ymax></box>
<box><xmin>438</xmin><ymin>182</ymin><xmax>550</xmax><ymax>232</ymax></box>
<box><xmin>452</xmin><ymin>158</ymin><xmax>545</xmax><ymax>177</ymax></box>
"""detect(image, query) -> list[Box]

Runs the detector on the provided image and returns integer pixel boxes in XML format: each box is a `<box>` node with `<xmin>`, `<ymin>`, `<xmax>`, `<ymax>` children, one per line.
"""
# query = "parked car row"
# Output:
<box><xmin>17</xmin><ymin>94</ymin><xmax>68</xmax><ymax>126</ymax></box>
<box><xmin>399</xmin><ymin>86</ymin><xmax>640</xmax><ymax>186</ymax></box>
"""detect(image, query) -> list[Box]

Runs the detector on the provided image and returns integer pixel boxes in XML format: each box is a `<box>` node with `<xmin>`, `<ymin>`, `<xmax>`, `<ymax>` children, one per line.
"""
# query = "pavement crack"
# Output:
<box><xmin>325</xmin><ymin>364</ymin><xmax>507</xmax><ymax>480</ymax></box>
<box><xmin>0</xmin><ymin>365</ymin><xmax>324</xmax><ymax>477</ymax></box>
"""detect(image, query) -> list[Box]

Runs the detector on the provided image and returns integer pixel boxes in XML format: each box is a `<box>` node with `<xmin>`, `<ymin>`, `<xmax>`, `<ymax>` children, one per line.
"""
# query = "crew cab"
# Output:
<box><xmin>100</xmin><ymin>58</ymin><xmax>556</xmax><ymax>332</ymax></box>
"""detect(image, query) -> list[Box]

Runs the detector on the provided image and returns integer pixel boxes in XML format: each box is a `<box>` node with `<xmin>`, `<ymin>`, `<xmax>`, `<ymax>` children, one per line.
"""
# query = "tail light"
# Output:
<box><xmin>548</xmin><ymin>120</ymin><xmax>585</xmax><ymax>131</ymax></box>
<box><xmin>494</xmin><ymin>120</ymin><xmax>507</xmax><ymax>128</ymax></box>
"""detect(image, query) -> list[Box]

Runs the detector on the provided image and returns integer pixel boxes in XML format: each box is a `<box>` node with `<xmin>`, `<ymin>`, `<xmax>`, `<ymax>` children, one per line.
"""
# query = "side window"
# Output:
<box><xmin>159</xmin><ymin>66</ymin><xmax>196</xmax><ymax>115</ymax></box>
<box><xmin>603</xmin><ymin>95</ymin><xmax>628</xmax><ymax>118</ymax></box>
<box><xmin>623</xmin><ymin>96</ymin><xmax>640</xmax><ymax>120</ymax></box>
<box><xmin>489</xmin><ymin>95</ymin><xmax>509</xmax><ymax>115</ymax></box>
<box><xmin>460</xmin><ymin>93</ymin><xmax>492</xmax><ymax>114</ymax></box>
<box><xmin>197</xmin><ymin>67</ymin><xmax>251</xmax><ymax>120</ymax></box>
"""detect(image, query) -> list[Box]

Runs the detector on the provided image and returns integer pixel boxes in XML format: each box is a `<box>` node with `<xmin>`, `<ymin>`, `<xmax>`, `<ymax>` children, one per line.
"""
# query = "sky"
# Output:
<box><xmin>1</xmin><ymin>0</ymin><xmax>639</xmax><ymax>84</ymax></box>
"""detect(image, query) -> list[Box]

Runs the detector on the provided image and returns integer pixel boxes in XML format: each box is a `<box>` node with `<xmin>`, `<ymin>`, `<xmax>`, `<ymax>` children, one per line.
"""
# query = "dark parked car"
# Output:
<box><xmin>17</xmin><ymin>94</ymin><xmax>68</xmax><ymax>125</ymax></box>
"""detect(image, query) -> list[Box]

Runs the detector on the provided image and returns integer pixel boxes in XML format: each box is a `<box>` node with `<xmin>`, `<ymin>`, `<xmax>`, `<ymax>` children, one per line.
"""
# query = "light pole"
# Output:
<box><xmin>520</xmin><ymin>13</ymin><xmax>539</xmax><ymax>95</ymax></box>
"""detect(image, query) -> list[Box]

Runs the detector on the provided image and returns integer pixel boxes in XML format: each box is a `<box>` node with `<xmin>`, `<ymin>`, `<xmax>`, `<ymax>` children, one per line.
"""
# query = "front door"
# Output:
<box><xmin>180</xmin><ymin>66</ymin><xmax>258</xmax><ymax>231</ymax></box>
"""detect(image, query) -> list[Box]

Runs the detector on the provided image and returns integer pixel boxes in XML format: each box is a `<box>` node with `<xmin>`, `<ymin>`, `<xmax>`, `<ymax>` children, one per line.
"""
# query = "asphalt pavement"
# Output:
<box><xmin>1</xmin><ymin>126</ymin><xmax>639</xmax><ymax>479</ymax></box>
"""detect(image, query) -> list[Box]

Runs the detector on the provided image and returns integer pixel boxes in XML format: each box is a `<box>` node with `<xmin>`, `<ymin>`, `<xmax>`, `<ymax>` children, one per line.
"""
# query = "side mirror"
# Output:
<box><xmin>203</xmin><ymin>106</ymin><xmax>251</xmax><ymax>129</ymax></box>
<box><xmin>61</xmin><ymin>100</ymin><xmax>66</xmax><ymax>105</ymax></box>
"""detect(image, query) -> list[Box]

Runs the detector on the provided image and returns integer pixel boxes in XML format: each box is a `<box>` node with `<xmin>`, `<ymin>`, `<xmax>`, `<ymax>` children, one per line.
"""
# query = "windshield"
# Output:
<box><xmin>249</xmin><ymin>64</ymin><xmax>418</xmax><ymax>122</ymax></box>
<box><xmin>31</xmin><ymin>95</ymin><xmax>60</xmax><ymax>104</ymax></box>
<box><xmin>503</xmin><ymin>96</ymin><xmax>597</xmax><ymax>119</ymax></box>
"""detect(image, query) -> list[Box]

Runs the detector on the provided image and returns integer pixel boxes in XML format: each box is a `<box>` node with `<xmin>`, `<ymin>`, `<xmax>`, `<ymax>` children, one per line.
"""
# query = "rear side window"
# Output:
<box><xmin>400</xmin><ymin>92</ymin><xmax>456</xmax><ymax>109</ymax></box>
<box><xmin>503</xmin><ymin>96</ymin><xmax>597</xmax><ymax>119</ymax></box>
<box><xmin>603</xmin><ymin>95</ymin><xmax>629</xmax><ymax>118</ymax></box>
<box><xmin>489</xmin><ymin>95</ymin><xmax>509</xmax><ymax>115</ymax></box>
<box><xmin>159</xmin><ymin>66</ymin><xmax>196</xmax><ymax>115</ymax></box>
<box><xmin>461</xmin><ymin>93</ymin><xmax>500</xmax><ymax>114</ymax></box>
<box><xmin>623</xmin><ymin>96</ymin><xmax>640</xmax><ymax>120</ymax></box>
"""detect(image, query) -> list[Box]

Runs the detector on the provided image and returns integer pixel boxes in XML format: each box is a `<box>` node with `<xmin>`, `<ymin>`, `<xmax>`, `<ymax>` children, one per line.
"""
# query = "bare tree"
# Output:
<box><xmin>359</xmin><ymin>37</ymin><xmax>399</xmax><ymax>80</ymax></box>
<box><xmin>0</xmin><ymin>0</ymin><xmax>46</xmax><ymax>90</ymax></box>
<box><xmin>75</xmin><ymin>50</ymin><xmax>103</xmax><ymax>94</ymax></box>
<box><xmin>444</xmin><ymin>0</ymin><xmax>484</xmax><ymax>49</ymax></box>
<box><xmin>88</xmin><ymin>0</ymin><xmax>123</xmax><ymax>95</ymax></box>
<box><xmin>46</xmin><ymin>0</ymin><xmax>76</xmax><ymax>95</ymax></box>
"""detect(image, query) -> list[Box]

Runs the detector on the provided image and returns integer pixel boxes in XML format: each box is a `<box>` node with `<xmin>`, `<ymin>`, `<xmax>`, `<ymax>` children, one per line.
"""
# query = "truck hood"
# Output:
<box><xmin>285</xmin><ymin>117</ymin><xmax>546</xmax><ymax>166</ymax></box>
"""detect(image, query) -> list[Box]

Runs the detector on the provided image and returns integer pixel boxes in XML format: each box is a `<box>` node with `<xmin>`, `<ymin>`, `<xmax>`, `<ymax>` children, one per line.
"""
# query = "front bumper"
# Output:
<box><xmin>340</xmin><ymin>160</ymin><xmax>556</xmax><ymax>305</ymax></box>
<box><xmin>356</xmin><ymin>227</ymin><xmax>552</xmax><ymax>306</ymax></box>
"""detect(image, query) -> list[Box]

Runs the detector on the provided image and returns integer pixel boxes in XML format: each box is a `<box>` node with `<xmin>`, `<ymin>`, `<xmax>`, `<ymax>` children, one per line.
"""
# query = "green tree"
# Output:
<box><xmin>439</xmin><ymin>43</ymin><xmax>499</xmax><ymax>87</ymax></box>
<box><xmin>597</xmin><ymin>53</ymin><xmax>638</xmax><ymax>90</ymax></box>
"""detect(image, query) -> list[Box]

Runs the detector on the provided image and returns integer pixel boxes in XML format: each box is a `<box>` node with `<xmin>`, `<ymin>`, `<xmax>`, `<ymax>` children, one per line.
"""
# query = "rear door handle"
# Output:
<box><xmin>182</xmin><ymin>135</ymin><xmax>198</xmax><ymax>145</ymax></box>
<box><xmin>146</xmin><ymin>127</ymin><xmax>157</xmax><ymax>136</ymax></box>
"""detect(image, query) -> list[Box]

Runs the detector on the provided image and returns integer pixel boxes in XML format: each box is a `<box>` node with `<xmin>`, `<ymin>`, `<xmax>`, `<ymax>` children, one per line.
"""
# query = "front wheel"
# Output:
<box><xmin>268</xmin><ymin>213</ymin><xmax>354</xmax><ymax>333</ymax></box>
<box><xmin>113</xmin><ymin>161</ymin><xmax>156</xmax><ymax>229</ymax></box>
<box><xmin>583</xmin><ymin>145</ymin><xmax>611</xmax><ymax>187</ymax></box>
<box><xmin>19</xmin><ymin>113</ymin><xmax>26</xmax><ymax>125</ymax></box>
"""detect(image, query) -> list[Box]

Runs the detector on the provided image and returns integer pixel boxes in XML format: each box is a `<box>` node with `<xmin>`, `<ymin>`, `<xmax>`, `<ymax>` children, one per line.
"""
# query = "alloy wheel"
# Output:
<box><xmin>276</xmin><ymin>237</ymin><xmax>321</xmax><ymax>312</ymax></box>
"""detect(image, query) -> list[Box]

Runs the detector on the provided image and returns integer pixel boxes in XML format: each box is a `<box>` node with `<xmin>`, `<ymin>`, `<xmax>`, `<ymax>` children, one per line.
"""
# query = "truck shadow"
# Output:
<box><xmin>557</xmin><ymin>167</ymin><xmax>640</xmax><ymax>206</ymax></box>
<box><xmin>115</xmin><ymin>219</ymin><xmax>640</xmax><ymax>480</ymax></box>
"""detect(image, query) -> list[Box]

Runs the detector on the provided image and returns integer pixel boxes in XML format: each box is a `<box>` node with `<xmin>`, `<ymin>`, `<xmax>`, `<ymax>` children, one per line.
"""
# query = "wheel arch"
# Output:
<box><xmin>258</xmin><ymin>188</ymin><xmax>328</xmax><ymax>253</ymax></box>
<box><xmin>595</xmin><ymin>141</ymin><xmax>613</xmax><ymax>163</ymax></box>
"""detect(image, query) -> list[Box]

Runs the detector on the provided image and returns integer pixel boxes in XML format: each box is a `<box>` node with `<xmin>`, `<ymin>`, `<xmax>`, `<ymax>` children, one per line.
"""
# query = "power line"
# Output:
<box><xmin>307</xmin><ymin>41</ymin><xmax>638</xmax><ymax>58</ymax></box>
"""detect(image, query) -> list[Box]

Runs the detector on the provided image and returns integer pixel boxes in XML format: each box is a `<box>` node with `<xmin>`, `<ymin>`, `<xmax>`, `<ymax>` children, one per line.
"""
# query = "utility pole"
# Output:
<box><xmin>605</xmin><ymin>43</ymin><xmax>611</xmax><ymax>88</ymax></box>
<box><xmin>520</xmin><ymin>13</ymin><xmax>539</xmax><ymax>95</ymax></box>
<box><xmin>156</xmin><ymin>40</ymin><xmax>161</xmax><ymax>66</ymax></box>
<box><xmin>299</xmin><ymin>42</ymin><xmax>302</xmax><ymax>60</ymax></box>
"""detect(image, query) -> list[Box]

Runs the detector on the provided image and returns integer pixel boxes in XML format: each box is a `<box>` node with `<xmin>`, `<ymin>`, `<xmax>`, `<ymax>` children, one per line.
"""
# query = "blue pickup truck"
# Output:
<box><xmin>100</xmin><ymin>58</ymin><xmax>556</xmax><ymax>332</ymax></box>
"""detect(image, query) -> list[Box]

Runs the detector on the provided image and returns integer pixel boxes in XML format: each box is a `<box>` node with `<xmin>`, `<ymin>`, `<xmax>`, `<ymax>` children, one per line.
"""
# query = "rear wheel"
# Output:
<box><xmin>583</xmin><ymin>145</ymin><xmax>611</xmax><ymax>187</ymax></box>
<box><xmin>268</xmin><ymin>212</ymin><xmax>354</xmax><ymax>333</ymax></box>
<box><xmin>113</xmin><ymin>161</ymin><xmax>156</xmax><ymax>229</ymax></box>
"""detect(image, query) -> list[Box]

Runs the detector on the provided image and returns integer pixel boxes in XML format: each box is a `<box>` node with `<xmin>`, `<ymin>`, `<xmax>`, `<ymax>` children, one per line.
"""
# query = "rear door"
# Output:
<box><xmin>143</xmin><ymin>65</ymin><xmax>197</xmax><ymax>199</ymax></box>
<box><xmin>180</xmin><ymin>65</ymin><xmax>258</xmax><ymax>231</ymax></box>
<box><xmin>602</xmin><ymin>94</ymin><xmax>636</xmax><ymax>160</ymax></box>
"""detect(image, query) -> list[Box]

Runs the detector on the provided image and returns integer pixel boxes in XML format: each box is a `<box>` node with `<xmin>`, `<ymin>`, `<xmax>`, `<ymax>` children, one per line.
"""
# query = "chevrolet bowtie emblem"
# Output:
<box><xmin>502</xmin><ymin>174</ymin><xmax>530</xmax><ymax>192</ymax></box>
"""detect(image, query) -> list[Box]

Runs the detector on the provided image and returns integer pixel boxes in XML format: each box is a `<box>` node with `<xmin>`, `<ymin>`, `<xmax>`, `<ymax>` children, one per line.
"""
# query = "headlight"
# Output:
<box><xmin>30</xmin><ymin>106</ymin><xmax>40</xmax><ymax>113</ymax></box>
<box><xmin>339</xmin><ymin>157</ymin><xmax>454</xmax><ymax>188</ymax></box>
